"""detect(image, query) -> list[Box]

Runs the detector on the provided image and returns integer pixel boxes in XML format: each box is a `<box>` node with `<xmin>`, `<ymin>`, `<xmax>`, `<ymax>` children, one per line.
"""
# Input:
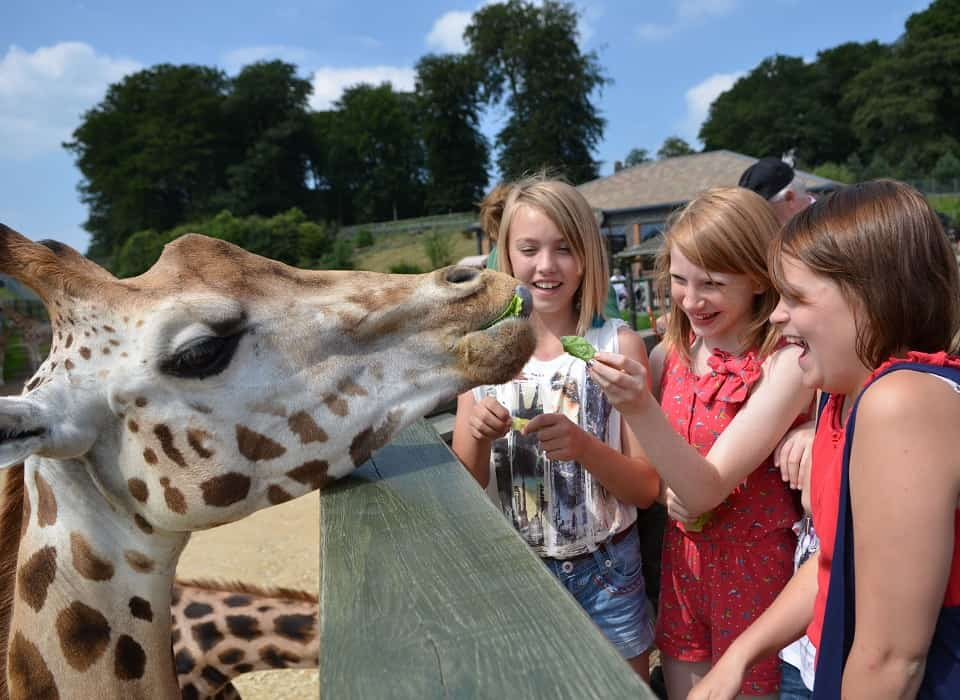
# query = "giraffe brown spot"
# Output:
<box><xmin>160</xmin><ymin>477</ymin><xmax>170</xmax><ymax>487</ymax></box>
<box><xmin>218</xmin><ymin>649</ymin><xmax>245</xmax><ymax>666</ymax></box>
<box><xmin>226</xmin><ymin>615</ymin><xmax>262</xmax><ymax>640</ymax></box>
<box><xmin>79</xmin><ymin>347</ymin><xmax>91</xmax><ymax>359</ymax></box>
<box><xmin>128</xmin><ymin>478</ymin><xmax>148</xmax><ymax>503</ymax></box>
<box><xmin>70</xmin><ymin>532</ymin><xmax>115</xmax><ymax>581</ymax></box>
<box><xmin>129</xmin><ymin>597</ymin><xmax>153</xmax><ymax>622</ymax></box>
<box><xmin>127</xmin><ymin>419</ymin><xmax>139</xmax><ymax>432</ymax></box>
<box><xmin>190</xmin><ymin>621</ymin><xmax>224</xmax><ymax>652</ymax></box>
<box><xmin>287</xmin><ymin>411</ymin><xmax>328</xmax><ymax>444</ymax></box>
<box><xmin>184</xmin><ymin>602</ymin><xmax>213</xmax><ymax>619</ymax></box>
<box><xmin>223</xmin><ymin>594</ymin><xmax>252</xmax><ymax>608</ymax></box>
<box><xmin>123</xmin><ymin>550</ymin><xmax>155</xmax><ymax>573</ymax></box>
<box><xmin>267</xmin><ymin>485</ymin><xmax>293</xmax><ymax>505</ymax></box>
<box><xmin>275</xmin><ymin>614</ymin><xmax>317</xmax><ymax>644</ymax></box>
<box><xmin>189</xmin><ymin>402</ymin><xmax>213</xmax><ymax>414</ymax></box>
<box><xmin>248</xmin><ymin>400</ymin><xmax>287</xmax><ymax>417</ymax></box>
<box><xmin>25</xmin><ymin>376</ymin><xmax>41</xmax><ymax>392</ymax></box>
<box><xmin>21</xmin><ymin>481</ymin><xmax>31</xmax><ymax>539</ymax></box>
<box><xmin>200</xmin><ymin>473</ymin><xmax>251</xmax><ymax>507</ymax></box>
<box><xmin>109</xmin><ymin>338</ymin><xmax>120</xmax><ymax>346</ymax></box>
<box><xmin>235</xmin><ymin>425</ymin><xmax>286</xmax><ymax>461</ymax></box>
<box><xmin>181</xmin><ymin>684</ymin><xmax>199</xmax><ymax>700</ymax></box>
<box><xmin>18</xmin><ymin>545</ymin><xmax>57</xmax><ymax>612</ymax></box>
<box><xmin>201</xmin><ymin>665</ymin><xmax>229</xmax><ymax>688</ymax></box>
<box><xmin>65</xmin><ymin>333</ymin><xmax>73</xmax><ymax>348</ymax></box>
<box><xmin>35</xmin><ymin>472</ymin><xmax>57</xmax><ymax>527</ymax></box>
<box><xmin>175</xmin><ymin>647</ymin><xmax>196</xmax><ymax>674</ymax></box>
<box><xmin>8</xmin><ymin>632</ymin><xmax>59</xmax><ymax>700</ymax></box>
<box><xmin>260</xmin><ymin>645</ymin><xmax>299</xmax><ymax>669</ymax></box>
<box><xmin>56</xmin><ymin>600</ymin><xmax>111</xmax><ymax>671</ymax></box>
<box><xmin>164</xmin><ymin>485</ymin><xmax>187</xmax><ymax>514</ymax></box>
<box><xmin>101</xmin><ymin>346</ymin><xmax>111</xmax><ymax>355</ymax></box>
<box><xmin>321</xmin><ymin>394</ymin><xmax>349</xmax><ymax>417</ymax></box>
<box><xmin>187</xmin><ymin>429</ymin><xmax>214</xmax><ymax>459</ymax></box>
<box><xmin>103</xmin><ymin>325</ymin><xmax>116</xmax><ymax>333</ymax></box>
<box><xmin>286</xmin><ymin>460</ymin><xmax>331</xmax><ymax>490</ymax></box>
<box><xmin>64</xmin><ymin>358</ymin><xmax>75</xmax><ymax>370</ymax></box>
<box><xmin>114</xmin><ymin>634</ymin><xmax>146</xmax><ymax>680</ymax></box>
<box><xmin>350</xmin><ymin>410</ymin><xmax>403</xmax><ymax>467</ymax></box>
<box><xmin>154</xmin><ymin>424</ymin><xmax>187</xmax><ymax>467</ymax></box>
<box><xmin>171</xmin><ymin>627</ymin><xmax>181</xmax><ymax>644</ymax></box>
<box><xmin>134</xmin><ymin>396</ymin><xmax>147</xmax><ymax>407</ymax></box>
<box><xmin>120</xmin><ymin>352</ymin><xmax>128</xmax><ymax>358</ymax></box>
<box><xmin>143</xmin><ymin>448</ymin><xmax>158</xmax><ymax>465</ymax></box>
<box><xmin>133</xmin><ymin>513</ymin><xmax>153</xmax><ymax>534</ymax></box>
<box><xmin>234</xmin><ymin>662</ymin><xmax>254</xmax><ymax>674</ymax></box>
<box><xmin>338</xmin><ymin>377</ymin><xmax>368</xmax><ymax>396</ymax></box>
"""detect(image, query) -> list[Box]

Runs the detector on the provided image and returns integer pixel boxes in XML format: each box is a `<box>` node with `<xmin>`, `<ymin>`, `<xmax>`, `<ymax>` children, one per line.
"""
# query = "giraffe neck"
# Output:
<box><xmin>10</xmin><ymin>457</ymin><xmax>190</xmax><ymax>699</ymax></box>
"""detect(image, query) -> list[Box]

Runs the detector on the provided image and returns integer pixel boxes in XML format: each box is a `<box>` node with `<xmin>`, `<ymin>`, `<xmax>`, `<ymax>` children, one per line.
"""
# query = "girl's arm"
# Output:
<box><xmin>689</xmin><ymin>553</ymin><xmax>819</xmax><ymax>700</ymax></box>
<box><xmin>842</xmin><ymin>371</ymin><xmax>960</xmax><ymax>699</ymax></box>
<box><xmin>451</xmin><ymin>390</ymin><xmax>509</xmax><ymax>488</ymax></box>
<box><xmin>591</xmin><ymin>343</ymin><xmax>814</xmax><ymax>514</ymax></box>
<box><xmin>526</xmin><ymin>328</ymin><xmax>660</xmax><ymax>507</ymax></box>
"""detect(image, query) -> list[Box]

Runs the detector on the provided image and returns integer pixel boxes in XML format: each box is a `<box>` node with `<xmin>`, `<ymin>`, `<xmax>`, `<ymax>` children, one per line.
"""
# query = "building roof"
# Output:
<box><xmin>577</xmin><ymin>149</ymin><xmax>840</xmax><ymax>214</ymax></box>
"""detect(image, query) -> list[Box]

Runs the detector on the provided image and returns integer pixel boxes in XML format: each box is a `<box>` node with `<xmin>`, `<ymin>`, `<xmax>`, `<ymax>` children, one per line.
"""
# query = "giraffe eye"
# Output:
<box><xmin>161</xmin><ymin>333</ymin><xmax>244</xmax><ymax>379</ymax></box>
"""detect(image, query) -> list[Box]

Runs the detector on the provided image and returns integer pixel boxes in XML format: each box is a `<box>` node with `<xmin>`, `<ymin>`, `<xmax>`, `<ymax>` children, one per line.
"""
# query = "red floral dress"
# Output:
<box><xmin>654</xmin><ymin>345</ymin><xmax>803</xmax><ymax>695</ymax></box>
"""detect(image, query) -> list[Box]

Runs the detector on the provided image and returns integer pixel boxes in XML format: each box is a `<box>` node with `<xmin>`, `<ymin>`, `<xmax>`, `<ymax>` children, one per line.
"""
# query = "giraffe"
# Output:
<box><xmin>0</xmin><ymin>301</ymin><xmax>52</xmax><ymax>376</ymax></box>
<box><xmin>0</xmin><ymin>223</ymin><xmax>535</xmax><ymax>699</ymax></box>
<box><xmin>171</xmin><ymin>580</ymin><xmax>318</xmax><ymax>700</ymax></box>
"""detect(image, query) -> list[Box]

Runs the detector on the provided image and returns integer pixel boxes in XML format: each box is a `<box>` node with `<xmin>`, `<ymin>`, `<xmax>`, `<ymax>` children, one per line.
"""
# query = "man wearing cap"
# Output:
<box><xmin>739</xmin><ymin>157</ymin><xmax>816</xmax><ymax>225</ymax></box>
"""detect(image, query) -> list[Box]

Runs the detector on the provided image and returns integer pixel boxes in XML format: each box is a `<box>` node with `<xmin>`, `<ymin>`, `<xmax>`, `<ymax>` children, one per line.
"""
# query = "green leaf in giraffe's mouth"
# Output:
<box><xmin>482</xmin><ymin>293</ymin><xmax>525</xmax><ymax>330</ymax></box>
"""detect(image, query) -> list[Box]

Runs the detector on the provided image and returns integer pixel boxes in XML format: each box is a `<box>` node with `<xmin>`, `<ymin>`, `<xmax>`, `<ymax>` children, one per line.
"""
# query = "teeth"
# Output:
<box><xmin>785</xmin><ymin>335</ymin><xmax>809</xmax><ymax>348</ymax></box>
<box><xmin>534</xmin><ymin>282</ymin><xmax>560</xmax><ymax>289</ymax></box>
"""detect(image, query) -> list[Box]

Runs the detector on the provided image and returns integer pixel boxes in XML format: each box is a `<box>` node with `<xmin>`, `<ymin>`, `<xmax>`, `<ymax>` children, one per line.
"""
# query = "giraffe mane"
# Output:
<box><xmin>174</xmin><ymin>577</ymin><xmax>319</xmax><ymax>604</ymax></box>
<box><xmin>0</xmin><ymin>464</ymin><xmax>24</xmax><ymax>700</ymax></box>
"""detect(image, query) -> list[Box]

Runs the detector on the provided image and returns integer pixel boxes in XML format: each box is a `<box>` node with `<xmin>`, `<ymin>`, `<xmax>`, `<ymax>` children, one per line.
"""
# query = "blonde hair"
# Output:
<box><xmin>770</xmin><ymin>179</ymin><xmax>960</xmax><ymax>367</ymax></box>
<box><xmin>656</xmin><ymin>186</ymin><xmax>782</xmax><ymax>363</ymax></box>
<box><xmin>494</xmin><ymin>175</ymin><xmax>608</xmax><ymax>336</ymax></box>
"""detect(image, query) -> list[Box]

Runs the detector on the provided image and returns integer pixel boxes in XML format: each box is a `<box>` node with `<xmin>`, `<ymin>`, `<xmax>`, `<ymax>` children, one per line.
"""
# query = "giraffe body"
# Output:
<box><xmin>0</xmin><ymin>225</ymin><xmax>534</xmax><ymax>699</ymax></box>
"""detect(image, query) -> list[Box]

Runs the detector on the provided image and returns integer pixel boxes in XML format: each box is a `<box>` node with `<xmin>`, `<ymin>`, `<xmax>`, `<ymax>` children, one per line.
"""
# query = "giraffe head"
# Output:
<box><xmin>0</xmin><ymin>225</ymin><xmax>534</xmax><ymax>531</ymax></box>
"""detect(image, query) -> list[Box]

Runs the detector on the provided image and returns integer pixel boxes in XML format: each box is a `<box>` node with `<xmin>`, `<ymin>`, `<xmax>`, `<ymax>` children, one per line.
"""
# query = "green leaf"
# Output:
<box><xmin>483</xmin><ymin>293</ymin><xmax>524</xmax><ymax>329</ymax></box>
<box><xmin>685</xmin><ymin>511</ymin><xmax>713</xmax><ymax>533</ymax></box>
<box><xmin>560</xmin><ymin>336</ymin><xmax>596</xmax><ymax>361</ymax></box>
<box><xmin>512</xmin><ymin>417</ymin><xmax>530</xmax><ymax>432</ymax></box>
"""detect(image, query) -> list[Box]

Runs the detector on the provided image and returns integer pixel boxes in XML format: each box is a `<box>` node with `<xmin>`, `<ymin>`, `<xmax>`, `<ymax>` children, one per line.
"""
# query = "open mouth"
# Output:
<box><xmin>690</xmin><ymin>311</ymin><xmax>719</xmax><ymax>323</ymax></box>
<box><xmin>784</xmin><ymin>334</ymin><xmax>809</xmax><ymax>355</ymax></box>
<box><xmin>481</xmin><ymin>285</ymin><xmax>533</xmax><ymax>330</ymax></box>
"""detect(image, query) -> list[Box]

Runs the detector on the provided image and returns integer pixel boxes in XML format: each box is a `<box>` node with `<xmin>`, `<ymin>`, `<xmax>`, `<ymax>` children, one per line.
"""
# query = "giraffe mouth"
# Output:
<box><xmin>481</xmin><ymin>285</ymin><xmax>533</xmax><ymax>331</ymax></box>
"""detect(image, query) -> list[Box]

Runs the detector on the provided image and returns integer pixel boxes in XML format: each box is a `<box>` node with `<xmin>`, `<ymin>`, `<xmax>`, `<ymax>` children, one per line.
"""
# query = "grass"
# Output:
<box><xmin>352</xmin><ymin>228</ymin><xmax>479</xmax><ymax>273</ymax></box>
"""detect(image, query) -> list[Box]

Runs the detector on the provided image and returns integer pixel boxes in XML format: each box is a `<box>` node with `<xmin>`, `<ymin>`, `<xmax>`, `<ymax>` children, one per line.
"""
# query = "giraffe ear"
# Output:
<box><xmin>0</xmin><ymin>397</ymin><xmax>52</xmax><ymax>468</ymax></box>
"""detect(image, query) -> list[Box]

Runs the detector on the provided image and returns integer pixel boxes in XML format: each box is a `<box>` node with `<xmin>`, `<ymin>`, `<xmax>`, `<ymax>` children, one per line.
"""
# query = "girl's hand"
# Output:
<box><xmin>773</xmin><ymin>421</ymin><xmax>814</xmax><ymax>490</ymax></box>
<box><xmin>587</xmin><ymin>351</ymin><xmax>655</xmax><ymax>415</ymax></box>
<box><xmin>664</xmin><ymin>487</ymin><xmax>698</xmax><ymax>525</ymax></box>
<box><xmin>687</xmin><ymin>658</ymin><xmax>745</xmax><ymax>700</ymax></box>
<box><xmin>468</xmin><ymin>395</ymin><xmax>511</xmax><ymax>441</ymax></box>
<box><xmin>525</xmin><ymin>413</ymin><xmax>587</xmax><ymax>462</ymax></box>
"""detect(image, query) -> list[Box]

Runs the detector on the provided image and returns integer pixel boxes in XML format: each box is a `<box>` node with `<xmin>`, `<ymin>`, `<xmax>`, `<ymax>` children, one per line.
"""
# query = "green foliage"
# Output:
<box><xmin>624</xmin><ymin>148</ymin><xmax>650</xmax><ymax>167</ymax></box>
<box><xmin>930</xmin><ymin>195</ymin><xmax>960</xmax><ymax>223</ymax></box>
<box><xmin>657</xmin><ymin>137</ymin><xmax>695</xmax><ymax>159</ymax></box>
<box><xmin>388</xmin><ymin>262</ymin><xmax>424</xmax><ymax>274</ymax></box>
<box><xmin>422</xmin><ymin>231</ymin><xmax>455</xmax><ymax>269</ymax></box>
<box><xmin>933</xmin><ymin>152</ymin><xmax>960</xmax><ymax>181</ymax></box>
<box><xmin>416</xmin><ymin>54</ymin><xmax>490</xmax><ymax>213</ymax></box>
<box><xmin>113</xmin><ymin>229</ymin><xmax>173</xmax><ymax>278</ymax></box>
<box><xmin>465</xmin><ymin>0</ymin><xmax>608</xmax><ymax>182</ymax></box>
<box><xmin>861</xmin><ymin>153</ymin><xmax>896</xmax><ymax>180</ymax></box>
<box><xmin>319</xmin><ymin>239</ymin><xmax>355</xmax><ymax>270</ymax></box>
<box><xmin>812</xmin><ymin>162</ymin><xmax>856</xmax><ymax>184</ymax></box>
<box><xmin>354</xmin><ymin>230</ymin><xmax>374</xmax><ymax>248</ymax></box>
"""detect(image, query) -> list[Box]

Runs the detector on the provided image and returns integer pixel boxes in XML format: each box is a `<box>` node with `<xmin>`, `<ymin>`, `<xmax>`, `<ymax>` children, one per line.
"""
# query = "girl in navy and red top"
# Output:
<box><xmin>686</xmin><ymin>180</ymin><xmax>960</xmax><ymax>700</ymax></box>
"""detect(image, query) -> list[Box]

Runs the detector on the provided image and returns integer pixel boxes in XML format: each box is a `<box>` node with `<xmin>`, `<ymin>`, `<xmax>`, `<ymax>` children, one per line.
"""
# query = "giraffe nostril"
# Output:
<box><xmin>444</xmin><ymin>266</ymin><xmax>481</xmax><ymax>285</ymax></box>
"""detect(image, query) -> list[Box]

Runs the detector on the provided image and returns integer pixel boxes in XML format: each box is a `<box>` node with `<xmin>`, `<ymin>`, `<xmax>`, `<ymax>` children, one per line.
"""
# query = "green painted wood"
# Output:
<box><xmin>320</xmin><ymin>419</ymin><xmax>656</xmax><ymax>699</ymax></box>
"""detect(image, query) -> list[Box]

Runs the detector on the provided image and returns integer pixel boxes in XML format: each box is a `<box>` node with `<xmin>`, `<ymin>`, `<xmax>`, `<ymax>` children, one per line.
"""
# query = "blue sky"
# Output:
<box><xmin>2</xmin><ymin>0</ymin><xmax>930</xmax><ymax>254</ymax></box>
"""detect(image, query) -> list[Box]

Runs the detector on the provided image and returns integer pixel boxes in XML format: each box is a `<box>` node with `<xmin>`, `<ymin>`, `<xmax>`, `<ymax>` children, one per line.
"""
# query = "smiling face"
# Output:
<box><xmin>769</xmin><ymin>254</ymin><xmax>867</xmax><ymax>394</ymax></box>
<box><xmin>669</xmin><ymin>245</ymin><xmax>762</xmax><ymax>352</ymax></box>
<box><xmin>505</xmin><ymin>205</ymin><xmax>584</xmax><ymax>321</ymax></box>
<box><xmin>0</xmin><ymin>230</ymin><xmax>535</xmax><ymax>532</ymax></box>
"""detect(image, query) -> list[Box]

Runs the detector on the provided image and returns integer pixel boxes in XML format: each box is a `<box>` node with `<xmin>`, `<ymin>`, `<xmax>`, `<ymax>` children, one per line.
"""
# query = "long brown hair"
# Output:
<box><xmin>656</xmin><ymin>187</ymin><xmax>782</xmax><ymax>363</ymax></box>
<box><xmin>770</xmin><ymin>179</ymin><xmax>960</xmax><ymax>367</ymax></box>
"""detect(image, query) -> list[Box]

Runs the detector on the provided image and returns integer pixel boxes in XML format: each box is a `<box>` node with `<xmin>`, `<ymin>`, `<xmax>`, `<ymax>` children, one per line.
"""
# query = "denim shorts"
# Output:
<box><xmin>779</xmin><ymin>660</ymin><xmax>813</xmax><ymax>700</ymax></box>
<box><xmin>542</xmin><ymin>526</ymin><xmax>655</xmax><ymax>660</ymax></box>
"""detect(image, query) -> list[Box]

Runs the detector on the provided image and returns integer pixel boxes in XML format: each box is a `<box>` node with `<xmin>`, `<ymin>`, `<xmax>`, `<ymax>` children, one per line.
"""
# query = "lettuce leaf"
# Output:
<box><xmin>560</xmin><ymin>335</ymin><xmax>596</xmax><ymax>361</ymax></box>
<box><xmin>482</xmin><ymin>293</ymin><xmax>524</xmax><ymax>329</ymax></box>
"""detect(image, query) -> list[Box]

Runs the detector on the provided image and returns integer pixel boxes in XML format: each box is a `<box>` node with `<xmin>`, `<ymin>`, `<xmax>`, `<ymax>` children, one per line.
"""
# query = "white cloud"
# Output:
<box><xmin>678</xmin><ymin>71</ymin><xmax>743</xmax><ymax>145</ymax></box>
<box><xmin>308</xmin><ymin>66</ymin><xmax>417</xmax><ymax>110</ymax></box>
<box><xmin>636</xmin><ymin>0</ymin><xmax>739</xmax><ymax>42</ymax></box>
<box><xmin>0</xmin><ymin>43</ymin><xmax>141</xmax><ymax>160</ymax></box>
<box><xmin>426</xmin><ymin>10</ymin><xmax>473</xmax><ymax>53</ymax></box>
<box><xmin>221</xmin><ymin>45</ymin><xmax>316</xmax><ymax>74</ymax></box>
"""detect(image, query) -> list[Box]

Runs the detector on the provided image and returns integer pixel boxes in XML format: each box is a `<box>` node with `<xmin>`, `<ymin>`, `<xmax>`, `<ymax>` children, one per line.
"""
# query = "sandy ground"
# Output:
<box><xmin>177</xmin><ymin>491</ymin><xmax>321</xmax><ymax>699</ymax></box>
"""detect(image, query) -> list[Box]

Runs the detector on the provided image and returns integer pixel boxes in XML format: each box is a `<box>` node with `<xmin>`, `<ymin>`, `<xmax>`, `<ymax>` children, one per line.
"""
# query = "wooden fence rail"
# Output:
<box><xmin>320</xmin><ymin>419</ymin><xmax>656</xmax><ymax>699</ymax></box>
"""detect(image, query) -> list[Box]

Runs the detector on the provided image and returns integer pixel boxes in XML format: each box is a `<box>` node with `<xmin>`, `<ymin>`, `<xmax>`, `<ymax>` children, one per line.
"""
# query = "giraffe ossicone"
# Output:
<box><xmin>0</xmin><ymin>224</ymin><xmax>534</xmax><ymax>699</ymax></box>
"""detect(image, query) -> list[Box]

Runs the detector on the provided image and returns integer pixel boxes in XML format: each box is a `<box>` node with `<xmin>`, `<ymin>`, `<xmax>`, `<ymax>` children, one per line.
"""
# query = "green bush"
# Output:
<box><xmin>813</xmin><ymin>162</ymin><xmax>856</xmax><ymax>184</ymax></box>
<box><xmin>388</xmin><ymin>262</ymin><xmax>423</xmax><ymax>274</ymax></box>
<box><xmin>355</xmin><ymin>230</ymin><xmax>374</xmax><ymax>248</ymax></box>
<box><xmin>422</xmin><ymin>230</ymin><xmax>455</xmax><ymax>269</ymax></box>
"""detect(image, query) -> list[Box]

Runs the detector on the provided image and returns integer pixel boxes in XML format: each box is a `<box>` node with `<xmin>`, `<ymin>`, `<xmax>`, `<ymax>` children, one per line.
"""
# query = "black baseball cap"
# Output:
<box><xmin>738</xmin><ymin>158</ymin><xmax>794</xmax><ymax>200</ymax></box>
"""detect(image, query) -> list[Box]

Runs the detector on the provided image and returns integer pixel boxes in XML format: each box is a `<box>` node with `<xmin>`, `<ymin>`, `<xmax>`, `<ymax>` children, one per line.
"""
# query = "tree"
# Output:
<box><xmin>220</xmin><ymin>61</ymin><xmax>317</xmax><ymax>219</ymax></box>
<box><xmin>65</xmin><ymin>64</ymin><xmax>232</xmax><ymax>260</ymax></box>
<box><xmin>465</xmin><ymin>0</ymin><xmax>608</xmax><ymax>182</ymax></box>
<box><xmin>624</xmin><ymin>148</ymin><xmax>650</xmax><ymax>167</ymax></box>
<box><xmin>416</xmin><ymin>54</ymin><xmax>489</xmax><ymax>213</ymax></box>
<box><xmin>933</xmin><ymin>151</ymin><xmax>960</xmax><ymax>182</ymax></box>
<box><xmin>657</xmin><ymin>137</ymin><xmax>695</xmax><ymax>159</ymax></box>
<box><xmin>812</xmin><ymin>162</ymin><xmax>856</xmax><ymax>184</ymax></box>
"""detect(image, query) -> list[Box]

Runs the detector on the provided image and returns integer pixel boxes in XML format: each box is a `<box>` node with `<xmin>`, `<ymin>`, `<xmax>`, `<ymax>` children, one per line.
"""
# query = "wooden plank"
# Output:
<box><xmin>320</xmin><ymin>419</ymin><xmax>655</xmax><ymax>699</ymax></box>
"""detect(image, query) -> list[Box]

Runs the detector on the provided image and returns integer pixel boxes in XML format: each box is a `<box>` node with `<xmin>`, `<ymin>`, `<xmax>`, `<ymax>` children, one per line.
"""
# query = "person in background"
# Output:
<box><xmin>739</xmin><ymin>158</ymin><xmax>816</xmax><ymax>227</ymax></box>
<box><xmin>453</xmin><ymin>175</ymin><xmax>661</xmax><ymax>680</ymax></box>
